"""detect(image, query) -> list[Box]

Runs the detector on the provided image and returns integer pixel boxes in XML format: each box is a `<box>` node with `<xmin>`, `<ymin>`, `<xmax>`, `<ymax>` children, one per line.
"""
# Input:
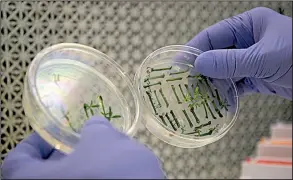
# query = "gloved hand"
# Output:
<box><xmin>186</xmin><ymin>7</ymin><xmax>292</xmax><ymax>100</ymax></box>
<box><xmin>2</xmin><ymin>116</ymin><xmax>165</xmax><ymax>179</ymax></box>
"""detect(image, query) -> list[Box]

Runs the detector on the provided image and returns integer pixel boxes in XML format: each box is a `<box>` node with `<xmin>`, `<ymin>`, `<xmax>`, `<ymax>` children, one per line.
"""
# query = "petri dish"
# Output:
<box><xmin>23</xmin><ymin>43</ymin><xmax>140</xmax><ymax>153</ymax></box>
<box><xmin>134</xmin><ymin>45</ymin><xmax>239</xmax><ymax>148</ymax></box>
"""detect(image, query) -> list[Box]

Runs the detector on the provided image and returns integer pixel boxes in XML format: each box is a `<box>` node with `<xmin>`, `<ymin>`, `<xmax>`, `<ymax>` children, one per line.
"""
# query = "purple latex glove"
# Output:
<box><xmin>186</xmin><ymin>7</ymin><xmax>292</xmax><ymax>100</ymax></box>
<box><xmin>2</xmin><ymin>116</ymin><xmax>165</xmax><ymax>179</ymax></box>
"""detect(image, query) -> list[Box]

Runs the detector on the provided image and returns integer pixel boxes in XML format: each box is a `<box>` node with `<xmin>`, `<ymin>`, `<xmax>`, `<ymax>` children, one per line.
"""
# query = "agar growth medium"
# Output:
<box><xmin>141</xmin><ymin>62</ymin><xmax>232</xmax><ymax>138</ymax></box>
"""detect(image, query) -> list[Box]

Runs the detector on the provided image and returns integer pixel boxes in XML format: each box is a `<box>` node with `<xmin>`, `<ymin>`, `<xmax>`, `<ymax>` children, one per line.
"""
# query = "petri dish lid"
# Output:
<box><xmin>23</xmin><ymin>43</ymin><xmax>140</xmax><ymax>153</ymax></box>
<box><xmin>134</xmin><ymin>45</ymin><xmax>239</xmax><ymax>148</ymax></box>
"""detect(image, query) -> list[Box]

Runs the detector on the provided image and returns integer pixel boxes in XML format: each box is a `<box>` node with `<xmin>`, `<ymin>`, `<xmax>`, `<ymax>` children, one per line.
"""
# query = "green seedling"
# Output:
<box><xmin>184</xmin><ymin>128</ymin><xmax>202</xmax><ymax>135</ymax></box>
<box><xmin>166</xmin><ymin>77</ymin><xmax>183</xmax><ymax>82</ymax></box>
<box><xmin>159</xmin><ymin>115</ymin><xmax>168</xmax><ymax>126</ymax></box>
<box><xmin>146</xmin><ymin>91</ymin><xmax>158</xmax><ymax>115</ymax></box>
<box><xmin>198</xmin><ymin>124</ymin><xmax>219</xmax><ymax>137</ymax></box>
<box><xmin>144</xmin><ymin>74</ymin><xmax>165</xmax><ymax>82</ymax></box>
<box><xmin>200</xmin><ymin>75</ymin><xmax>215</xmax><ymax>98</ymax></box>
<box><xmin>169</xmin><ymin>68</ymin><xmax>189</xmax><ymax>75</ymax></box>
<box><xmin>220</xmin><ymin>98</ymin><xmax>229</xmax><ymax>111</ymax></box>
<box><xmin>197</xmin><ymin>85</ymin><xmax>217</xmax><ymax>119</ymax></box>
<box><xmin>154</xmin><ymin>90</ymin><xmax>161</xmax><ymax>108</ymax></box>
<box><xmin>211</xmin><ymin>98</ymin><xmax>223</xmax><ymax>118</ymax></box>
<box><xmin>182</xmin><ymin>109</ymin><xmax>193</xmax><ymax>128</ymax></box>
<box><xmin>190</xmin><ymin>107</ymin><xmax>200</xmax><ymax>124</ymax></box>
<box><xmin>84</xmin><ymin>95</ymin><xmax>121</xmax><ymax>121</ymax></box>
<box><xmin>278</xmin><ymin>7</ymin><xmax>284</xmax><ymax>15</ymax></box>
<box><xmin>215</xmin><ymin>89</ymin><xmax>229</xmax><ymax>111</ymax></box>
<box><xmin>201</xmin><ymin>101</ymin><xmax>208</xmax><ymax>119</ymax></box>
<box><xmin>180</xmin><ymin>126</ymin><xmax>186</xmax><ymax>134</ymax></box>
<box><xmin>179</xmin><ymin>84</ymin><xmax>192</xmax><ymax>102</ymax></box>
<box><xmin>170</xmin><ymin>110</ymin><xmax>180</xmax><ymax>128</ymax></box>
<box><xmin>171</xmin><ymin>85</ymin><xmax>182</xmax><ymax>104</ymax></box>
<box><xmin>61</xmin><ymin>109</ymin><xmax>78</xmax><ymax>133</ymax></box>
<box><xmin>150</xmin><ymin>66</ymin><xmax>172</xmax><ymax>72</ymax></box>
<box><xmin>159</xmin><ymin>88</ymin><xmax>169</xmax><ymax>107</ymax></box>
<box><xmin>203</xmin><ymin>97</ymin><xmax>217</xmax><ymax>120</ymax></box>
<box><xmin>194</xmin><ymin>121</ymin><xmax>211</xmax><ymax>130</ymax></box>
<box><xmin>98</xmin><ymin>96</ymin><xmax>106</xmax><ymax>116</ymax></box>
<box><xmin>143</xmin><ymin>82</ymin><xmax>162</xmax><ymax>88</ymax></box>
<box><xmin>165</xmin><ymin>113</ymin><xmax>177</xmax><ymax>131</ymax></box>
<box><xmin>184</xmin><ymin>84</ymin><xmax>193</xmax><ymax>101</ymax></box>
<box><xmin>83</xmin><ymin>100</ymin><xmax>99</xmax><ymax>118</ymax></box>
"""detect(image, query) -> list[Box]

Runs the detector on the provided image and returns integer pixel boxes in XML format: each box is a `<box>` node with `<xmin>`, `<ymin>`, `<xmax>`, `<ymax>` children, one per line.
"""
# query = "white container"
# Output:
<box><xmin>257</xmin><ymin>139</ymin><xmax>292</xmax><ymax>159</ymax></box>
<box><xmin>241</xmin><ymin>161</ymin><xmax>292</xmax><ymax>179</ymax></box>
<box><xmin>271</xmin><ymin>123</ymin><xmax>292</xmax><ymax>139</ymax></box>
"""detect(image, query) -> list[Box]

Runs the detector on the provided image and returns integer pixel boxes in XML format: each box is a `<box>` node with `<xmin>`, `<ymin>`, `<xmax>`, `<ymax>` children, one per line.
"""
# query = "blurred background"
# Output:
<box><xmin>1</xmin><ymin>1</ymin><xmax>292</xmax><ymax>179</ymax></box>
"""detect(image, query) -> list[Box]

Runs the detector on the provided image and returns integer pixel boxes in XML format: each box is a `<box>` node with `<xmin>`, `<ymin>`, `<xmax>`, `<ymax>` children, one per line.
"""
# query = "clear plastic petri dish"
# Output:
<box><xmin>23</xmin><ymin>43</ymin><xmax>140</xmax><ymax>153</ymax></box>
<box><xmin>134</xmin><ymin>45</ymin><xmax>239</xmax><ymax>148</ymax></box>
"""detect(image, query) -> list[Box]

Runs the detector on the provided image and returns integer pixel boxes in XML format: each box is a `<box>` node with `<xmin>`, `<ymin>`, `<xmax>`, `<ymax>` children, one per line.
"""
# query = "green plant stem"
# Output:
<box><xmin>112</xmin><ymin>115</ymin><xmax>122</xmax><ymax>118</ymax></box>
<box><xmin>202</xmin><ymin>101</ymin><xmax>208</xmax><ymax>119</ymax></box>
<box><xmin>150</xmin><ymin>66</ymin><xmax>172</xmax><ymax>72</ymax></box>
<box><xmin>215</xmin><ymin>89</ymin><xmax>228</xmax><ymax>111</ymax></box>
<box><xmin>98</xmin><ymin>96</ymin><xmax>106</xmax><ymax>116</ymax></box>
<box><xmin>197</xmin><ymin>84</ymin><xmax>216</xmax><ymax>119</ymax></box>
<box><xmin>197</xmin><ymin>124</ymin><xmax>218</xmax><ymax>137</ymax></box>
<box><xmin>184</xmin><ymin>121</ymin><xmax>212</xmax><ymax>135</ymax></box>
<box><xmin>187</xmin><ymin>75</ymin><xmax>197</xmax><ymax>78</ymax></box>
<box><xmin>171</xmin><ymin>85</ymin><xmax>182</xmax><ymax>104</ymax></box>
<box><xmin>144</xmin><ymin>74</ymin><xmax>165</xmax><ymax>82</ymax></box>
<box><xmin>178</xmin><ymin>84</ymin><xmax>185</xmax><ymax>98</ymax></box>
<box><xmin>154</xmin><ymin>90</ymin><xmax>161</xmax><ymax>108</ymax></box>
<box><xmin>201</xmin><ymin>75</ymin><xmax>215</xmax><ymax>98</ymax></box>
<box><xmin>165</xmin><ymin>113</ymin><xmax>177</xmax><ymax>131</ymax></box>
<box><xmin>184</xmin><ymin>129</ymin><xmax>202</xmax><ymax>135</ymax></box>
<box><xmin>190</xmin><ymin>107</ymin><xmax>200</xmax><ymax>124</ymax></box>
<box><xmin>170</xmin><ymin>110</ymin><xmax>180</xmax><ymax>128</ymax></box>
<box><xmin>159</xmin><ymin>115</ymin><xmax>168</xmax><ymax>126</ymax></box>
<box><xmin>169</xmin><ymin>68</ymin><xmax>189</xmax><ymax>75</ymax></box>
<box><xmin>84</xmin><ymin>103</ymin><xmax>90</xmax><ymax>118</ymax></box>
<box><xmin>184</xmin><ymin>84</ymin><xmax>192</xmax><ymax>98</ymax></box>
<box><xmin>107</xmin><ymin>106</ymin><xmax>113</xmax><ymax>121</ymax></box>
<box><xmin>204</xmin><ymin>99</ymin><xmax>217</xmax><ymax>119</ymax></box>
<box><xmin>166</xmin><ymin>77</ymin><xmax>183</xmax><ymax>82</ymax></box>
<box><xmin>179</xmin><ymin>84</ymin><xmax>192</xmax><ymax>102</ymax></box>
<box><xmin>194</xmin><ymin>121</ymin><xmax>211</xmax><ymax>130</ymax></box>
<box><xmin>278</xmin><ymin>7</ymin><xmax>284</xmax><ymax>14</ymax></box>
<box><xmin>143</xmin><ymin>82</ymin><xmax>161</xmax><ymax>88</ymax></box>
<box><xmin>211</xmin><ymin>99</ymin><xmax>223</xmax><ymax>118</ymax></box>
<box><xmin>182</xmin><ymin>109</ymin><xmax>193</xmax><ymax>128</ymax></box>
<box><xmin>64</xmin><ymin>112</ymin><xmax>77</xmax><ymax>133</ymax></box>
<box><xmin>84</xmin><ymin>95</ymin><xmax>121</xmax><ymax>121</ymax></box>
<box><xmin>159</xmin><ymin>88</ymin><xmax>169</xmax><ymax>107</ymax></box>
<box><xmin>146</xmin><ymin>91</ymin><xmax>158</xmax><ymax>115</ymax></box>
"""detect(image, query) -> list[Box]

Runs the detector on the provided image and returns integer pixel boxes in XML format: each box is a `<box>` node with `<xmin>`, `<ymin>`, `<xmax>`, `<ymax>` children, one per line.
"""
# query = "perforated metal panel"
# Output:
<box><xmin>1</xmin><ymin>1</ymin><xmax>292</xmax><ymax>179</ymax></box>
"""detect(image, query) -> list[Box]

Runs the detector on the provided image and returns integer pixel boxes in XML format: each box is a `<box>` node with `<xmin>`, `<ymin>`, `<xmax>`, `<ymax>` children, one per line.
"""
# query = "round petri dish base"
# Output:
<box><xmin>135</xmin><ymin>45</ymin><xmax>239</xmax><ymax>148</ymax></box>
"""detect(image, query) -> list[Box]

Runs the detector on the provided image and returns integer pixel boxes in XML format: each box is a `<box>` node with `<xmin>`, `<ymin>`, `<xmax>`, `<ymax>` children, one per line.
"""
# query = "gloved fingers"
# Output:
<box><xmin>235</xmin><ymin>78</ymin><xmax>259</xmax><ymax>97</ymax></box>
<box><xmin>79</xmin><ymin>116</ymin><xmax>128</xmax><ymax>146</ymax></box>
<box><xmin>186</xmin><ymin>10</ymin><xmax>254</xmax><ymax>52</ymax></box>
<box><xmin>8</xmin><ymin>132</ymin><xmax>55</xmax><ymax>160</ymax></box>
<box><xmin>47</xmin><ymin>149</ymin><xmax>66</xmax><ymax>161</ymax></box>
<box><xmin>193</xmin><ymin>45</ymin><xmax>260</xmax><ymax>79</ymax></box>
<box><xmin>2</xmin><ymin>132</ymin><xmax>55</xmax><ymax>176</ymax></box>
